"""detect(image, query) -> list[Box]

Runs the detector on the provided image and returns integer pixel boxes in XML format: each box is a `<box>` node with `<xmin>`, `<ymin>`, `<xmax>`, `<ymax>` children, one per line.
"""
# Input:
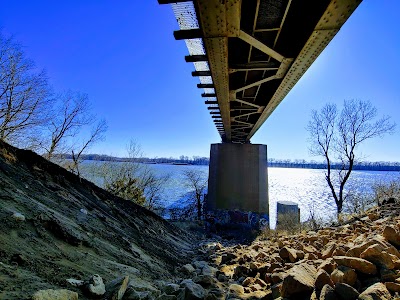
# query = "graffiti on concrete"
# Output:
<box><xmin>205</xmin><ymin>209</ymin><xmax>269</xmax><ymax>230</ymax></box>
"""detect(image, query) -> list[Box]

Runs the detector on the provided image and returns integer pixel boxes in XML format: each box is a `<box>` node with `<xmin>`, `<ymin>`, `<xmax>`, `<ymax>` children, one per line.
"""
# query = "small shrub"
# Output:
<box><xmin>276</xmin><ymin>212</ymin><xmax>301</xmax><ymax>235</ymax></box>
<box><xmin>373</xmin><ymin>179</ymin><xmax>400</xmax><ymax>205</ymax></box>
<box><xmin>304</xmin><ymin>201</ymin><xmax>325</xmax><ymax>231</ymax></box>
<box><xmin>105</xmin><ymin>175</ymin><xmax>146</xmax><ymax>206</ymax></box>
<box><xmin>343</xmin><ymin>191</ymin><xmax>375</xmax><ymax>216</ymax></box>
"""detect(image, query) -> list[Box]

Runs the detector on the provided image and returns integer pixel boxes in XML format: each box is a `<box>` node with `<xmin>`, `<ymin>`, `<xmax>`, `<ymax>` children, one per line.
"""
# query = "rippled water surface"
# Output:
<box><xmin>82</xmin><ymin>162</ymin><xmax>399</xmax><ymax>227</ymax></box>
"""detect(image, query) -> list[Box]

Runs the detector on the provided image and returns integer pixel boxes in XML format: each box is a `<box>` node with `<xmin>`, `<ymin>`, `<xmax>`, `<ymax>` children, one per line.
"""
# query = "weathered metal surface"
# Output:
<box><xmin>159</xmin><ymin>0</ymin><xmax>363</xmax><ymax>142</ymax></box>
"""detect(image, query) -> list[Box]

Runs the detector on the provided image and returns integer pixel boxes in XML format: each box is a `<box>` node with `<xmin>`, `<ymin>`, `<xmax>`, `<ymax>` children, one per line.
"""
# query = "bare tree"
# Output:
<box><xmin>69</xmin><ymin>119</ymin><xmax>107</xmax><ymax>176</ymax></box>
<box><xmin>98</xmin><ymin>140</ymin><xmax>170</xmax><ymax>212</ymax></box>
<box><xmin>183</xmin><ymin>169</ymin><xmax>207</xmax><ymax>220</ymax></box>
<box><xmin>307</xmin><ymin>99</ymin><xmax>396</xmax><ymax>215</ymax></box>
<box><xmin>44</xmin><ymin>90</ymin><xmax>94</xmax><ymax>159</ymax></box>
<box><xmin>0</xmin><ymin>32</ymin><xmax>52</xmax><ymax>149</ymax></box>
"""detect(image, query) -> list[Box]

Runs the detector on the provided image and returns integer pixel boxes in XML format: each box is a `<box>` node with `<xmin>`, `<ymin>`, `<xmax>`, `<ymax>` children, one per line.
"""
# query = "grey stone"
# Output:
<box><xmin>320</xmin><ymin>284</ymin><xmax>336</xmax><ymax>300</ymax></box>
<box><xmin>106</xmin><ymin>275</ymin><xmax>129</xmax><ymax>300</ymax></box>
<box><xmin>125</xmin><ymin>289</ymin><xmax>155</xmax><ymax>300</ymax></box>
<box><xmin>66</xmin><ymin>278</ymin><xmax>84</xmax><ymax>287</ymax></box>
<box><xmin>334</xmin><ymin>283</ymin><xmax>359</xmax><ymax>300</ymax></box>
<box><xmin>85</xmin><ymin>274</ymin><xmax>106</xmax><ymax>297</ymax></box>
<box><xmin>193</xmin><ymin>275</ymin><xmax>214</xmax><ymax>286</ymax></box>
<box><xmin>158</xmin><ymin>294</ymin><xmax>177</xmax><ymax>300</ymax></box>
<box><xmin>180</xmin><ymin>279</ymin><xmax>206</xmax><ymax>300</ymax></box>
<box><xmin>12</xmin><ymin>212</ymin><xmax>25</xmax><ymax>221</ymax></box>
<box><xmin>181</xmin><ymin>264</ymin><xmax>196</xmax><ymax>275</ymax></box>
<box><xmin>163</xmin><ymin>283</ymin><xmax>181</xmax><ymax>295</ymax></box>
<box><xmin>192</xmin><ymin>261</ymin><xmax>208</xmax><ymax>269</ymax></box>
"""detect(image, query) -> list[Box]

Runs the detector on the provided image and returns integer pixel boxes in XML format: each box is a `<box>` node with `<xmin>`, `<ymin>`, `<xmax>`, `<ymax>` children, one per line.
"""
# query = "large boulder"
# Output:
<box><xmin>333</xmin><ymin>256</ymin><xmax>377</xmax><ymax>274</ymax></box>
<box><xmin>358</xmin><ymin>282</ymin><xmax>391</xmax><ymax>300</ymax></box>
<box><xmin>360</xmin><ymin>244</ymin><xmax>395</xmax><ymax>270</ymax></box>
<box><xmin>330</xmin><ymin>266</ymin><xmax>357</xmax><ymax>286</ymax></box>
<box><xmin>334</xmin><ymin>283</ymin><xmax>359</xmax><ymax>300</ymax></box>
<box><xmin>383</xmin><ymin>226</ymin><xmax>400</xmax><ymax>247</ymax></box>
<box><xmin>163</xmin><ymin>283</ymin><xmax>181</xmax><ymax>295</ymax></box>
<box><xmin>346</xmin><ymin>239</ymin><xmax>385</xmax><ymax>258</ymax></box>
<box><xmin>180</xmin><ymin>279</ymin><xmax>206</xmax><ymax>300</ymax></box>
<box><xmin>385</xmin><ymin>282</ymin><xmax>400</xmax><ymax>293</ymax></box>
<box><xmin>322</xmin><ymin>243</ymin><xmax>336</xmax><ymax>259</ymax></box>
<box><xmin>314</xmin><ymin>269</ymin><xmax>334</xmax><ymax>291</ymax></box>
<box><xmin>319</xmin><ymin>284</ymin><xmax>336</xmax><ymax>300</ymax></box>
<box><xmin>318</xmin><ymin>258</ymin><xmax>337</xmax><ymax>274</ymax></box>
<box><xmin>181</xmin><ymin>264</ymin><xmax>196</xmax><ymax>275</ymax></box>
<box><xmin>104</xmin><ymin>275</ymin><xmax>130</xmax><ymax>300</ymax></box>
<box><xmin>227</xmin><ymin>284</ymin><xmax>245</xmax><ymax>299</ymax></box>
<box><xmin>279</xmin><ymin>246</ymin><xmax>298</xmax><ymax>263</ymax></box>
<box><xmin>84</xmin><ymin>274</ymin><xmax>106</xmax><ymax>297</ymax></box>
<box><xmin>280</xmin><ymin>263</ymin><xmax>317</xmax><ymax>298</ymax></box>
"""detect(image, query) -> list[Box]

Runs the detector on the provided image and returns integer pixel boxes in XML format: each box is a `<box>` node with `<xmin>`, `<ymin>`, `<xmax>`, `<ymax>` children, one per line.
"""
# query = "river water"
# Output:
<box><xmin>81</xmin><ymin>162</ymin><xmax>399</xmax><ymax>227</ymax></box>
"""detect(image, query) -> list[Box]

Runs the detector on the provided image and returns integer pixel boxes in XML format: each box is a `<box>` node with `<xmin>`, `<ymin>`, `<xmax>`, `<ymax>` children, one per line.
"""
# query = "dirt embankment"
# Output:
<box><xmin>2</xmin><ymin>139</ymin><xmax>400</xmax><ymax>300</ymax></box>
<box><xmin>0</xmin><ymin>141</ymin><xmax>196</xmax><ymax>299</ymax></box>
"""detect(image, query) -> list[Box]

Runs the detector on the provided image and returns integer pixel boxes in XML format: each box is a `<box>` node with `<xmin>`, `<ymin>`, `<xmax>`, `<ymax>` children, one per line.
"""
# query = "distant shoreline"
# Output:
<box><xmin>80</xmin><ymin>159</ymin><xmax>400</xmax><ymax>172</ymax></box>
<box><xmin>58</xmin><ymin>154</ymin><xmax>400</xmax><ymax>172</ymax></box>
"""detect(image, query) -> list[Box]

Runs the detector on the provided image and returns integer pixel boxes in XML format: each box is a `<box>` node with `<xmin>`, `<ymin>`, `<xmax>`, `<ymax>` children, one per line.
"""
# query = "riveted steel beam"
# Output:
<box><xmin>247</xmin><ymin>0</ymin><xmax>363</xmax><ymax>141</ymax></box>
<box><xmin>234</xmin><ymin>75</ymin><xmax>278</xmax><ymax>93</ymax></box>
<box><xmin>232</xmin><ymin>98</ymin><xmax>260</xmax><ymax>108</ymax></box>
<box><xmin>195</xmin><ymin>0</ymin><xmax>242</xmax><ymax>141</ymax></box>
<box><xmin>238</xmin><ymin>30</ymin><xmax>285</xmax><ymax>62</ymax></box>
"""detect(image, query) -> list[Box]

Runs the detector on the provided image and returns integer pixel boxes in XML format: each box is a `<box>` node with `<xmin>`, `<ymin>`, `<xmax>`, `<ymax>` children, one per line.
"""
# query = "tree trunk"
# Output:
<box><xmin>196</xmin><ymin>195</ymin><xmax>202</xmax><ymax>220</ymax></box>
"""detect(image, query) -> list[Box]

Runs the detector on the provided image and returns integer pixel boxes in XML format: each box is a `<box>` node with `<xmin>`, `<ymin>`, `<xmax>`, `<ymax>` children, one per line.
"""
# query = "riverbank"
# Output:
<box><xmin>1</xmin><ymin>140</ymin><xmax>400</xmax><ymax>299</ymax></box>
<box><xmin>169</xmin><ymin>202</ymin><xmax>400</xmax><ymax>300</ymax></box>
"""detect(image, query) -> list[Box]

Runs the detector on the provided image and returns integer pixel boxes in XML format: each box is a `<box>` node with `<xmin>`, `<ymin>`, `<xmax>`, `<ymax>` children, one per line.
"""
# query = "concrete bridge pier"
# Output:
<box><xmin>206</xmin><ymin>143</ymin><xmax>269</xmax><ymax>230</ymax></box>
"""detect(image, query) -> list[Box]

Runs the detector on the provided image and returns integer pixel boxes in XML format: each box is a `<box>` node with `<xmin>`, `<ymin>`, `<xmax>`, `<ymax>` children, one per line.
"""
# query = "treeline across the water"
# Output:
<box><xmin>268</xmin><ymin>159</ymin><xmax>400</xmax><ymax>171</ymax></box>
<box><xmin>56</xmin><ymin>154</ymin><xmax>400</xmax><ymax>171</ymax></box>
<box><xmin>56</xmin><ymin>154</ymin><xmax>211</xmax><ymax>165</ymax></box>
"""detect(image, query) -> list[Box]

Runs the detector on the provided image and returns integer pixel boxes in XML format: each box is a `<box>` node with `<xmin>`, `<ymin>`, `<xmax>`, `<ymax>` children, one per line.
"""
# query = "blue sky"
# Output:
<box><xmin>1</xmin><ymin>1</ymin><xmax>399</xmax><ymax>161</ymax></box>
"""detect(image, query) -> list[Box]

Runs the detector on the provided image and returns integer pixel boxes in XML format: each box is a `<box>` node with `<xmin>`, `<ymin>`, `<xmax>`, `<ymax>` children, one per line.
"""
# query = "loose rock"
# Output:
<box><xmin>358</xmin><ymin>282</ymin><xmax>391</xmax><ymax>300</ymax></box>
<box><xmin>32</xmin><ymin>289</ymin><xmax>78</xmax><ymax>300</ymax></box>
<box><xmin>315</xmin><ymin>269</ymin><xmax>334</xmax><ymax>291</ymax></box>
<box><xmin>12</xmin><ymin>212</ymin><xmax>25</xmax><ymax>222</ymax></box>
<box><xmin>333</xmin><ymin>256</ymin><xmax>377</xmax><ymax>274</ymax></box>
<box><xmin>335</xmin><ymin>282</ymin><xmax>359</xmax><ymax>300</ymax></box>
<box><xmin>320</xmin><ymin>284</ymin><xmax>336</xmax><ymax>300</ymax></box>
<box><xmin>84</xmin><ymin>274</ymin><xmax>106</xmax><ymax>297</ymax></box>
<box><xmin>331</xmin><ymin>265</ymin><xmax>357</xmax><ymax>286</ymax></box>
<box><xmin>280</xmin><ymin>263</ymin><xmax>317</xmax><ymax>297</ymax></box>
<box><xmin>180</xmin><ymin>279</ymin><xmax>206</xmax><ymax>300</ymax></box>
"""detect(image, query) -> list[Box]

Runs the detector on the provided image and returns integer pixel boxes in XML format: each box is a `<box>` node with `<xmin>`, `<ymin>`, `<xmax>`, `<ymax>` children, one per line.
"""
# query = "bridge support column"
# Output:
<box><xmin>206</xmin><ymin>143</ymin><xmax>269</xmax><ymax>231</ymax></box>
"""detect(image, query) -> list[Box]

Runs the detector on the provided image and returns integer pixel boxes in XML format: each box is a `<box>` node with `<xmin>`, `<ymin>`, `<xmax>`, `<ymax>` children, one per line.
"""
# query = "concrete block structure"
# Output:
<box><xmin>206</xmin><ymin>143</ymin><xmax>269</xmax><ymax>228</ymax></box>
<box><xmin>276</xmin><ymin>200</ymin><xmax>300</xmax><ymax>228</ymax></box>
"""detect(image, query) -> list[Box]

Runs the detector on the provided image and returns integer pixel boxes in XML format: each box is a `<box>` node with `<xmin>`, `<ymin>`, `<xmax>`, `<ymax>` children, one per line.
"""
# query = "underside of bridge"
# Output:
<box><xmin>159</xmin><ymin>0</ymin><xmax>362</xmax><ymax>228</ymax></box>
<box><xmin>160</xmin><ymin>0</ymin><xmax>362</xmax><ymax>143</ymax></box>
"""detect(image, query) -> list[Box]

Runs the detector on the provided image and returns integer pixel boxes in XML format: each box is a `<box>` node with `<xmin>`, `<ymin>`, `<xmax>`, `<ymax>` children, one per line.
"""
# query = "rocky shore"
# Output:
<box><xmin>154</xmin><ymin>205</ymin><xmax>400</xmax><ymax>300</ymax></box>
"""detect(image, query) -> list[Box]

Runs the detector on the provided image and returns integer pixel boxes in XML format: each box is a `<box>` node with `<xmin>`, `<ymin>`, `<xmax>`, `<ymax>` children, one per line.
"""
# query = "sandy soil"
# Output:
<box><xmin>0</xmin><ymin>141</ymin><xmax>196</xmax><ymax>299</ymax></box>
